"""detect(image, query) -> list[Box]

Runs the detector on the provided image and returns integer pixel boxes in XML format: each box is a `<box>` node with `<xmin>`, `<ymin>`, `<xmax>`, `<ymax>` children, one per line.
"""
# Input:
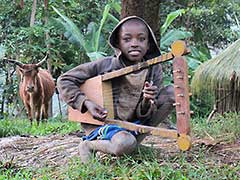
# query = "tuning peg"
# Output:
<box><xmin>173</xmin><ymin>102</ymin><xmax>180</xmax><ymax>106</ymax></box>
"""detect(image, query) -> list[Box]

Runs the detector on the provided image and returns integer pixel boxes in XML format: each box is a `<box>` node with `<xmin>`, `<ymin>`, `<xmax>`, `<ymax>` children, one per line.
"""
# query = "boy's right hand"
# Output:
<box><xmin>83</xmin><ymin>99</ymin><xmax>108</xmax><ymax>121</ymax></box>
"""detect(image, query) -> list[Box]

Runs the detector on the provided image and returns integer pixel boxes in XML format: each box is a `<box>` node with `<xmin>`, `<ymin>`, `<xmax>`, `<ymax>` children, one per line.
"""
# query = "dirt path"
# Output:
<box><xmin>142</xmin><ymin>135</ymin><xmax>240</xmax><ymax>165</ymax></box>
<box><xmin>0</xmin><ymin>133</ymin><xmax>239</xmax><ymax>169</ymax></box>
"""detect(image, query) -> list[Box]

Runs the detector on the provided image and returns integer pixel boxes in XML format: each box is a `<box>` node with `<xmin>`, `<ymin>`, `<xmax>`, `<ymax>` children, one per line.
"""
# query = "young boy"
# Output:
<box><xmin>57</xmin><ymin>16</ymin><xmax>175</xmax><ymax>163</ymax></box>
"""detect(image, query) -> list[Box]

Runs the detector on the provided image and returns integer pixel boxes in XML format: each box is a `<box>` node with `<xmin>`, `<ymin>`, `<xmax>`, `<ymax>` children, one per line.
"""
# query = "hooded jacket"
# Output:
<box><xmin>57</xmin><ymin>16</ymin><xmax>163</xmax><ymax>132</ymax></box>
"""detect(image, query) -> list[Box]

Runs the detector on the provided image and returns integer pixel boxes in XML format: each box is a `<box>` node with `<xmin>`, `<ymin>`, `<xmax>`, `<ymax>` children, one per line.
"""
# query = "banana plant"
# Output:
<box><xmin>160</xmin><ymin>9</ymin><xmax>192</xmax><ymax>51</ymax></box>
<box><xmin>52</xmin><ymin>1</ymin><xmax>120</xmax><ymax>61</ymax></box>
<box><xmin>160</xmin><ymin>9</ymin><xmax>206</xmax><ymax>72</ymax></box>
<box><xmin>54</xmin><ymin>5</ymin><xmax>204</xmax><ymax>71</ymax></box>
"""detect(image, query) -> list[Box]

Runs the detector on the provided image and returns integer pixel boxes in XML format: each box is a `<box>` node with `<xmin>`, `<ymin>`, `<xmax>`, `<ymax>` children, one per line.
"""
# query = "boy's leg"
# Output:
<box><xmin>79</xmin><ymin>130</ymin><xmax>137</xmax><ymax>163</ymax></box>
<box><xmin>136</xmin><ymin>85</ymin><xmax>175</xmax><ymax>143</ymax></box>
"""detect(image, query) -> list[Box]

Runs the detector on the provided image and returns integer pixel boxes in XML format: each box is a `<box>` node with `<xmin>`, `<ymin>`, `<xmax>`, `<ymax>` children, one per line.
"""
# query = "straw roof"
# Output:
<box><xmin>191</xmin><ymin>39</ymin><xmax>240</xmax><ymax>96</ymax></box>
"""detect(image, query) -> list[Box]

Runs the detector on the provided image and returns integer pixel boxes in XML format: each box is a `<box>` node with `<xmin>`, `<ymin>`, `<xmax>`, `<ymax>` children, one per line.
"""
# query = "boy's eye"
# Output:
<box><xmin>139</xmin><ymin>37</ymin><xmax>146</xmax><ymax>41</ymax></box>
<box><xmin>123</xmin><ymin>37</ymin><xmax>131</xmax><ymax>42</ymax></box>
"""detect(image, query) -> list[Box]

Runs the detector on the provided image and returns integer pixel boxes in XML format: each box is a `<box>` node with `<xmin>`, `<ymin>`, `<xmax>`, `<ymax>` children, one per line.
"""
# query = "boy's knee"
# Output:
<box><xmin>111</xmin><ymin>131</ymin><xmax>137</xmax><ymax>156</ymax></box>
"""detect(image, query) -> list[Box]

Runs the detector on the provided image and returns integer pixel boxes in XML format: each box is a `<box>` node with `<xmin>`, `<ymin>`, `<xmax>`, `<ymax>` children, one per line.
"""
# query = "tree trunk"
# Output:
<box><xmin>20</xmin><ymin>0</ymin><xmax>24</xmax><ymax>9</ymax></box>
<box><xmin>30</xmin><ymin>0</ymin><xmax>37</xmax><ymax>27</ymax></box>
<box><xmin>121</xmin><ymin>0</ymin><xmax>160</xmax><ymax>44</ymax></box>
<box><xmin>44</xmin><ymin>0</ymin><xmax>53</xmax><ymax>117</ymax></box>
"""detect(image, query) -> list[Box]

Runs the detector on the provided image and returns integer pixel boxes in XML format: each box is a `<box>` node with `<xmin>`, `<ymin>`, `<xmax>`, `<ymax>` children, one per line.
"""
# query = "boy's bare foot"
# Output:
<box><xmin>78</xmin><ymin>141</ymin><xmax>92</xmax><ymax>163</ymax></box>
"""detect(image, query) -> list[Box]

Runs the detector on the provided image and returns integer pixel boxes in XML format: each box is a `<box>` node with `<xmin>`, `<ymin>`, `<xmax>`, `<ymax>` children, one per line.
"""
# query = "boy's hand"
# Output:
<box><xmin>142</xmin><ymin>81</ymin><xmax>158</xmax><ymax>107</ymax></box>
<box><xmin>84</xmin><ymin>100</ymin><xmax>108</xmax><ymax>121</ymax></box>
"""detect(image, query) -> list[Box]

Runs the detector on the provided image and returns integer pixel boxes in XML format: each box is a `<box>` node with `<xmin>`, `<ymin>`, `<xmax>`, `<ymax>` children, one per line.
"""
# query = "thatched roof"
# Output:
<box><xmin>191</xmin><ymin>39</ymin><xmax>240</xmax><ymax>96</ymax></box>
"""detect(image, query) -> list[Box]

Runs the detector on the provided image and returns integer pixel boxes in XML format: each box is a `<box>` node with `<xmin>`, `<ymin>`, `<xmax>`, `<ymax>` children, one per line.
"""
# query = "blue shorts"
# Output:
<box><xmin>82</xmin><ymin>121</ymin><xmax>140</xmax><ymax>141</ymax></box>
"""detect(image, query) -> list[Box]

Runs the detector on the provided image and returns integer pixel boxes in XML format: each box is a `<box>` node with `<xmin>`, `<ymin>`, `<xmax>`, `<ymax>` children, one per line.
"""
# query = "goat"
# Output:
<box><xmin>8</xmin><ymin>56</ymin><xmax>55</xmax><ymax>125</ymax></box>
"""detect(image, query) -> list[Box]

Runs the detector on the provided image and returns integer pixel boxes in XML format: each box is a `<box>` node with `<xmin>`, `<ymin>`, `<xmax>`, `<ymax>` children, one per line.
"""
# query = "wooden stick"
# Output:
<box><xmin>105</xmin><ymin>119</ymin><xmax>178</xmax><ymax>139</ymax></box>
<box><xmin>102</xmin><ymin>50</ymin><xmax>189</xmax><ymax>81</ymax></box>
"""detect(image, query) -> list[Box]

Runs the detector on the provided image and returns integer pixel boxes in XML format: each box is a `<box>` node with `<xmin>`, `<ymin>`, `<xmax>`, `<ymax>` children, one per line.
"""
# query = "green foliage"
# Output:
<box><xmin>160</xmin><ymin>9</ymin><xmax>185</xmax><ymax>36</ymax></box>
<box><xmin>192</xmin><ymin>112</ymin><xmax>240</xmax><ymax>142</ymax></box>
<box><xmin>160</xmin><ymin>29</ymin><xmax>192</xmax><ymax>51</ymax></box>
<box><xmin>0</xmin><ymin>169</ymin><xmax>33</xmax><ymax>180</ymax></box>
<box><xmin>0</xmin><ymin>0</ymin><xmax>111</xmax><ymax>70</ymax></box>
<box><xmin>160</xmin><ymin>0</ymin><xmax>240</xmax><ymax>49</ymax></box>
<box><xmin>52</xmin><ymin>1</ymin><xmax>120</xmax><ymax>61</ymax></box>
<box><xmin>0</xmin><ymin>118</ymin><xmax>81</xmax><ymax>137</ymax></box>
<box><xmin>0</xmin><ymin>45</ymin><xmax>5</xmax><ymax>59</ymax></box>
<box><xmin>231</xmin><ymin>14</ymin><xmax>240</xmax><ymax>38</ymax></box>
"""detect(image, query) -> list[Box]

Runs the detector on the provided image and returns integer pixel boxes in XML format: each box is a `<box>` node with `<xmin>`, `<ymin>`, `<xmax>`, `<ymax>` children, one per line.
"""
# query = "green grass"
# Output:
<box><xmin>192</xmin><ymin>112</ymin><xmax>240</xmax><ymax>142</ymax></box>
<box><xmin>0</xmin><ymin>116</ymin><xmax>81</xmax><ymax>137</ymax></box>
<box><xmin>1</xmin><ymin>147</ymin><xmax>239</xmax><ymax>180</ymax></box>
<box><xmin>0</xmin><ymin>113</ymin><xmax>239</xmax><ymax>179</ymax></box>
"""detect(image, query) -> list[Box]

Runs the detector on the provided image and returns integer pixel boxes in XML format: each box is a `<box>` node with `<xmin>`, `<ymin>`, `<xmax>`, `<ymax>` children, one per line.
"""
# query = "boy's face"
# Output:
<box><xmin>118</xmin><ymin>19</ymin><xmax>149</xmax><ymax>64</ymax></box>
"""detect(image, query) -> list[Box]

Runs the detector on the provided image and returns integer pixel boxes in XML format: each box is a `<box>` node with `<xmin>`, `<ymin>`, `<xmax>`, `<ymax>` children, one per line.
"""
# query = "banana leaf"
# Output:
<box><xmin>160</xmin><ymin>9</ymin><xmax>185</xmax><ymax>36</ymax></box>
<box><xmin>160</xmin><ymin>29</ymin><xmax>192</xmax><ymax>50</ymax></box>
<box><xmin>52</xmin><ymin>4</ymin><xmax>119</xmax><ymax>61</ymax></box>
<box><xmin>52</xmin><ymin>6</ymin><xmax>88</xmax><ymax>52</ymax></box>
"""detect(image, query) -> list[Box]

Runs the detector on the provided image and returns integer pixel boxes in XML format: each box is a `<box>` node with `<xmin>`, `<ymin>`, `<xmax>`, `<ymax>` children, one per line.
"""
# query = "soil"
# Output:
<box><xmin>0</xmin><ymin>132</ymin><xmax>239</xmax><ymax>169</ymax></box>
<box><xmin>142</xmin><ymin>135</ymin><xmax>240</xmax><ymax>165</ymax></box>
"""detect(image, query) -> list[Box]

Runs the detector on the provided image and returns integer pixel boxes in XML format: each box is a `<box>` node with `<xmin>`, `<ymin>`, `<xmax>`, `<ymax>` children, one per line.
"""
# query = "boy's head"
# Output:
<box><xmin>117</xmin><ymin>19</ymin><xmax>149</xmax><ymax>63</ymax></box>
<box><xmin>109</xmin><ymin>16</ymin><xmax>161</xmax><ymax>62</ymax></box>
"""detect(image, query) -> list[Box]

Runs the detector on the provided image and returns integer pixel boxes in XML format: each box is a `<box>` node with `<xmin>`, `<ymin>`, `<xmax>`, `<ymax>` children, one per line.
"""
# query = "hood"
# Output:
<box><xmin>109</xmin><ymin>16</ymin><xmax>161</xmax><ymax>60</ymax></box>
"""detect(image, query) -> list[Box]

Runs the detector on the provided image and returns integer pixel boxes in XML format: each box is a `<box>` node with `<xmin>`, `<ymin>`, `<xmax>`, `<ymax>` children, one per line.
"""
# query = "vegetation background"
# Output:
<box><xmin>0</xmin><ymin>0</ymin><xmax>239</xmax><ymax>179</ymax></box>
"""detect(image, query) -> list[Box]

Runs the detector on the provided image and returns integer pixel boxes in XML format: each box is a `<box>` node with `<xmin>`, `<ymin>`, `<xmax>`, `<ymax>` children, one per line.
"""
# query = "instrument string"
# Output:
<box><xmin>87</xmin><ymin>83</ymin><xmax>176</xmax><ymax>107</ymax></box>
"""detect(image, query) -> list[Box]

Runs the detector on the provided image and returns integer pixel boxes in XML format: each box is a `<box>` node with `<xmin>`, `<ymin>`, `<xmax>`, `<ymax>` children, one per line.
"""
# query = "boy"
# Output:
<box><xmin>57</xmin><ymin>16</ymin><xmax>175</xmax><ymax>163</ymax></box>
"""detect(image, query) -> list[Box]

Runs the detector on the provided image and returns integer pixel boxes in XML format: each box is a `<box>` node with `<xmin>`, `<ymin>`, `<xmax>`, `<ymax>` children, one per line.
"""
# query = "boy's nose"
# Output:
<box><xmin>130</xmin><ymin>39</ymin><xmax>139</xmax><ymax>47</ymax></box>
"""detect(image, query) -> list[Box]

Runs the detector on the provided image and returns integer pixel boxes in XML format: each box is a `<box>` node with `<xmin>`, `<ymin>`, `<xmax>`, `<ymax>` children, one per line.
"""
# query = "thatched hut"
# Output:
<box><xmin>191</xmin><ymin>39</ymin><xmax>240</xmax><ymax>115</ymax></box>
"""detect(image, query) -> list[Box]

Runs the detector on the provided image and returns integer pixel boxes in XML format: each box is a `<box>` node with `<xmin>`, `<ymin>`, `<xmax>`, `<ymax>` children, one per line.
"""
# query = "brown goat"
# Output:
<box><xmin>8</xmin><ymin>56</ymin><xmax>55</xmax><ymax>125</ymax></box>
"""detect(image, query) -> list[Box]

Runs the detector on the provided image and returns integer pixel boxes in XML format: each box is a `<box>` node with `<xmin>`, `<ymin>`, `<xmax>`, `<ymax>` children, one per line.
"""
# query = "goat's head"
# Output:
<box><xmin>8</xmin><ymin>55</ymin><xmax>47</xmax><ymax>93</ymax></box>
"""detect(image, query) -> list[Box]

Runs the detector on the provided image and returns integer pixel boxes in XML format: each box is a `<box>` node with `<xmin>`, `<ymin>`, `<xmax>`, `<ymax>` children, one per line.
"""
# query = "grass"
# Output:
<box><xmin>192</xmin><ymin>112</ymin><xmax>240</xmax><ymax>142</ymax></box>
<box><xmin>1</xmin><ymin>148</ymin><xmax>239</xmax><ymax>180</ymax></box>
<box><xmin>0</xmin><ymin>113</ymin><xmax>239</xmax><ymax>179</ymax></box>
<box><xmin>0</xmin><ymin>116</ymin><xmax>81</xmax><ymax>137</ymax></box>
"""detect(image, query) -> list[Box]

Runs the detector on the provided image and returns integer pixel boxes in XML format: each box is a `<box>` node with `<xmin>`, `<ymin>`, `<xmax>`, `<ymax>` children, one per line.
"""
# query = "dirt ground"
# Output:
<box><xmin>0</xmin><ymin>131</ymin><xmax>239</xmax><ymax>170</ymax></box>
<box><xmin>142</xmin><ymin>135</ymin><xmax>240</xmax><ymax>165</ymax></box>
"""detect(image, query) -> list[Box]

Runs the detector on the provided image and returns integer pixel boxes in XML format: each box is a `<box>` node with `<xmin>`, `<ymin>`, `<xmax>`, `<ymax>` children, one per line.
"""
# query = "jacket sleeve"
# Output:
<box><xmin>57</xmin><ymin>61</ymin><xmax>99</xmax><ymax>112</ymax></box>
<box><xmin>136</xmin><ymin>64</ymin><xmax>163</xmax><ymax>121</ymax></box>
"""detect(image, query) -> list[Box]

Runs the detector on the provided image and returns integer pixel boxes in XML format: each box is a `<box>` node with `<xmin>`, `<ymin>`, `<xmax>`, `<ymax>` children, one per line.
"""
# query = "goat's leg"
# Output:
<box><xmin>25</xmin><ymin>103</ymin><xmax>33</xmax><ymax>125</ymax></box>
<box><xmin>36</xmin><ymin>107</ymin><xmax>41</xmax><ymax>126</ymax></box>
<box><xmin>42</xmin><ymin>103</ymin><xmax>48</xmax><ymax>123</ymax></box>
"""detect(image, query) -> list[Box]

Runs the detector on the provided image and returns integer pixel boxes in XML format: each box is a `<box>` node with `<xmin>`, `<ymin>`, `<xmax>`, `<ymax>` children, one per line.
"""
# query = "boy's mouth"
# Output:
<box><xmin>128</xmin><ymin>50</ymin><xmax>141</xmax><ymax>56</ymax></box>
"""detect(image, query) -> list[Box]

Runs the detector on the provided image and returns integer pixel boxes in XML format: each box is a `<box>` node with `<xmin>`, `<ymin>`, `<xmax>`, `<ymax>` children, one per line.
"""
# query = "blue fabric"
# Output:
<box><xmin>82</xmin><ymin>120</ymin><xmax>141</xmax><ymax>141</ymax></box>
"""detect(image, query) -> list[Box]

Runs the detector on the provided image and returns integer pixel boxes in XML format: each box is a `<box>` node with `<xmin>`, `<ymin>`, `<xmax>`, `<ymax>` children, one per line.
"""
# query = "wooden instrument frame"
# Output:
<box><xmin>68</xmin><ymin>40</ymin><xmax>192</xmax><ymax>151</ymax></box>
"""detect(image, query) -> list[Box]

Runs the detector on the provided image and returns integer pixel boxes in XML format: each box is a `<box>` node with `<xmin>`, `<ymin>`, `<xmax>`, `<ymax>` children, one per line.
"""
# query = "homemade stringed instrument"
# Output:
<box><xmin>68</xmin><ymin>40</ymin><xmax>192</xmax><ymax>151</ymax></box>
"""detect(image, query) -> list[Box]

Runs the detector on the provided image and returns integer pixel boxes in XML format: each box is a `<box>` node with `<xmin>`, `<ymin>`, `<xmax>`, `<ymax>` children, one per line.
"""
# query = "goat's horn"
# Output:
<box><xmin>6</xmin><ymin>58</ymin><xmax>24</xmax><ymax>68</ymax></box>
<box><xmin>36</xmin><ymin>54</ymin><xmax>48</xmax><ymax>67</ymax></box>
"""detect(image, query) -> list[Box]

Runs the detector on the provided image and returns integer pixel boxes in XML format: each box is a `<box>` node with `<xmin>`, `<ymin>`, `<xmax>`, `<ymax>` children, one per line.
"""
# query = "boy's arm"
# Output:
<box><xmin>136</xmin><ymin>65</ymin><xmax>163</xmax><ymax>121</ymax></box>
<box><xmin>57</xmin><ymin>62</ymin><xmax>98</xmax><ymax>113</ymax></box>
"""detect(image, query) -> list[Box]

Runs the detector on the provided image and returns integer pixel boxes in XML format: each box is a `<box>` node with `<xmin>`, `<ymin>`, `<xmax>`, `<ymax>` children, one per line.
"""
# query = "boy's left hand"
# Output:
<box><xmin>142</xmin><ymin>81</ymin><xmax>158</xmax><ymax>106</ymax></box>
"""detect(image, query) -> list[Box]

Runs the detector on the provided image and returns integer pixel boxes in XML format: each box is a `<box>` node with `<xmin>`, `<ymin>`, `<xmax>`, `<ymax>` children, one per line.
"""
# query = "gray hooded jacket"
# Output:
<box><xmin>57</xmin><ymin>16</ymin><xmax>163</xmax><ymax>132</ymax></box>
